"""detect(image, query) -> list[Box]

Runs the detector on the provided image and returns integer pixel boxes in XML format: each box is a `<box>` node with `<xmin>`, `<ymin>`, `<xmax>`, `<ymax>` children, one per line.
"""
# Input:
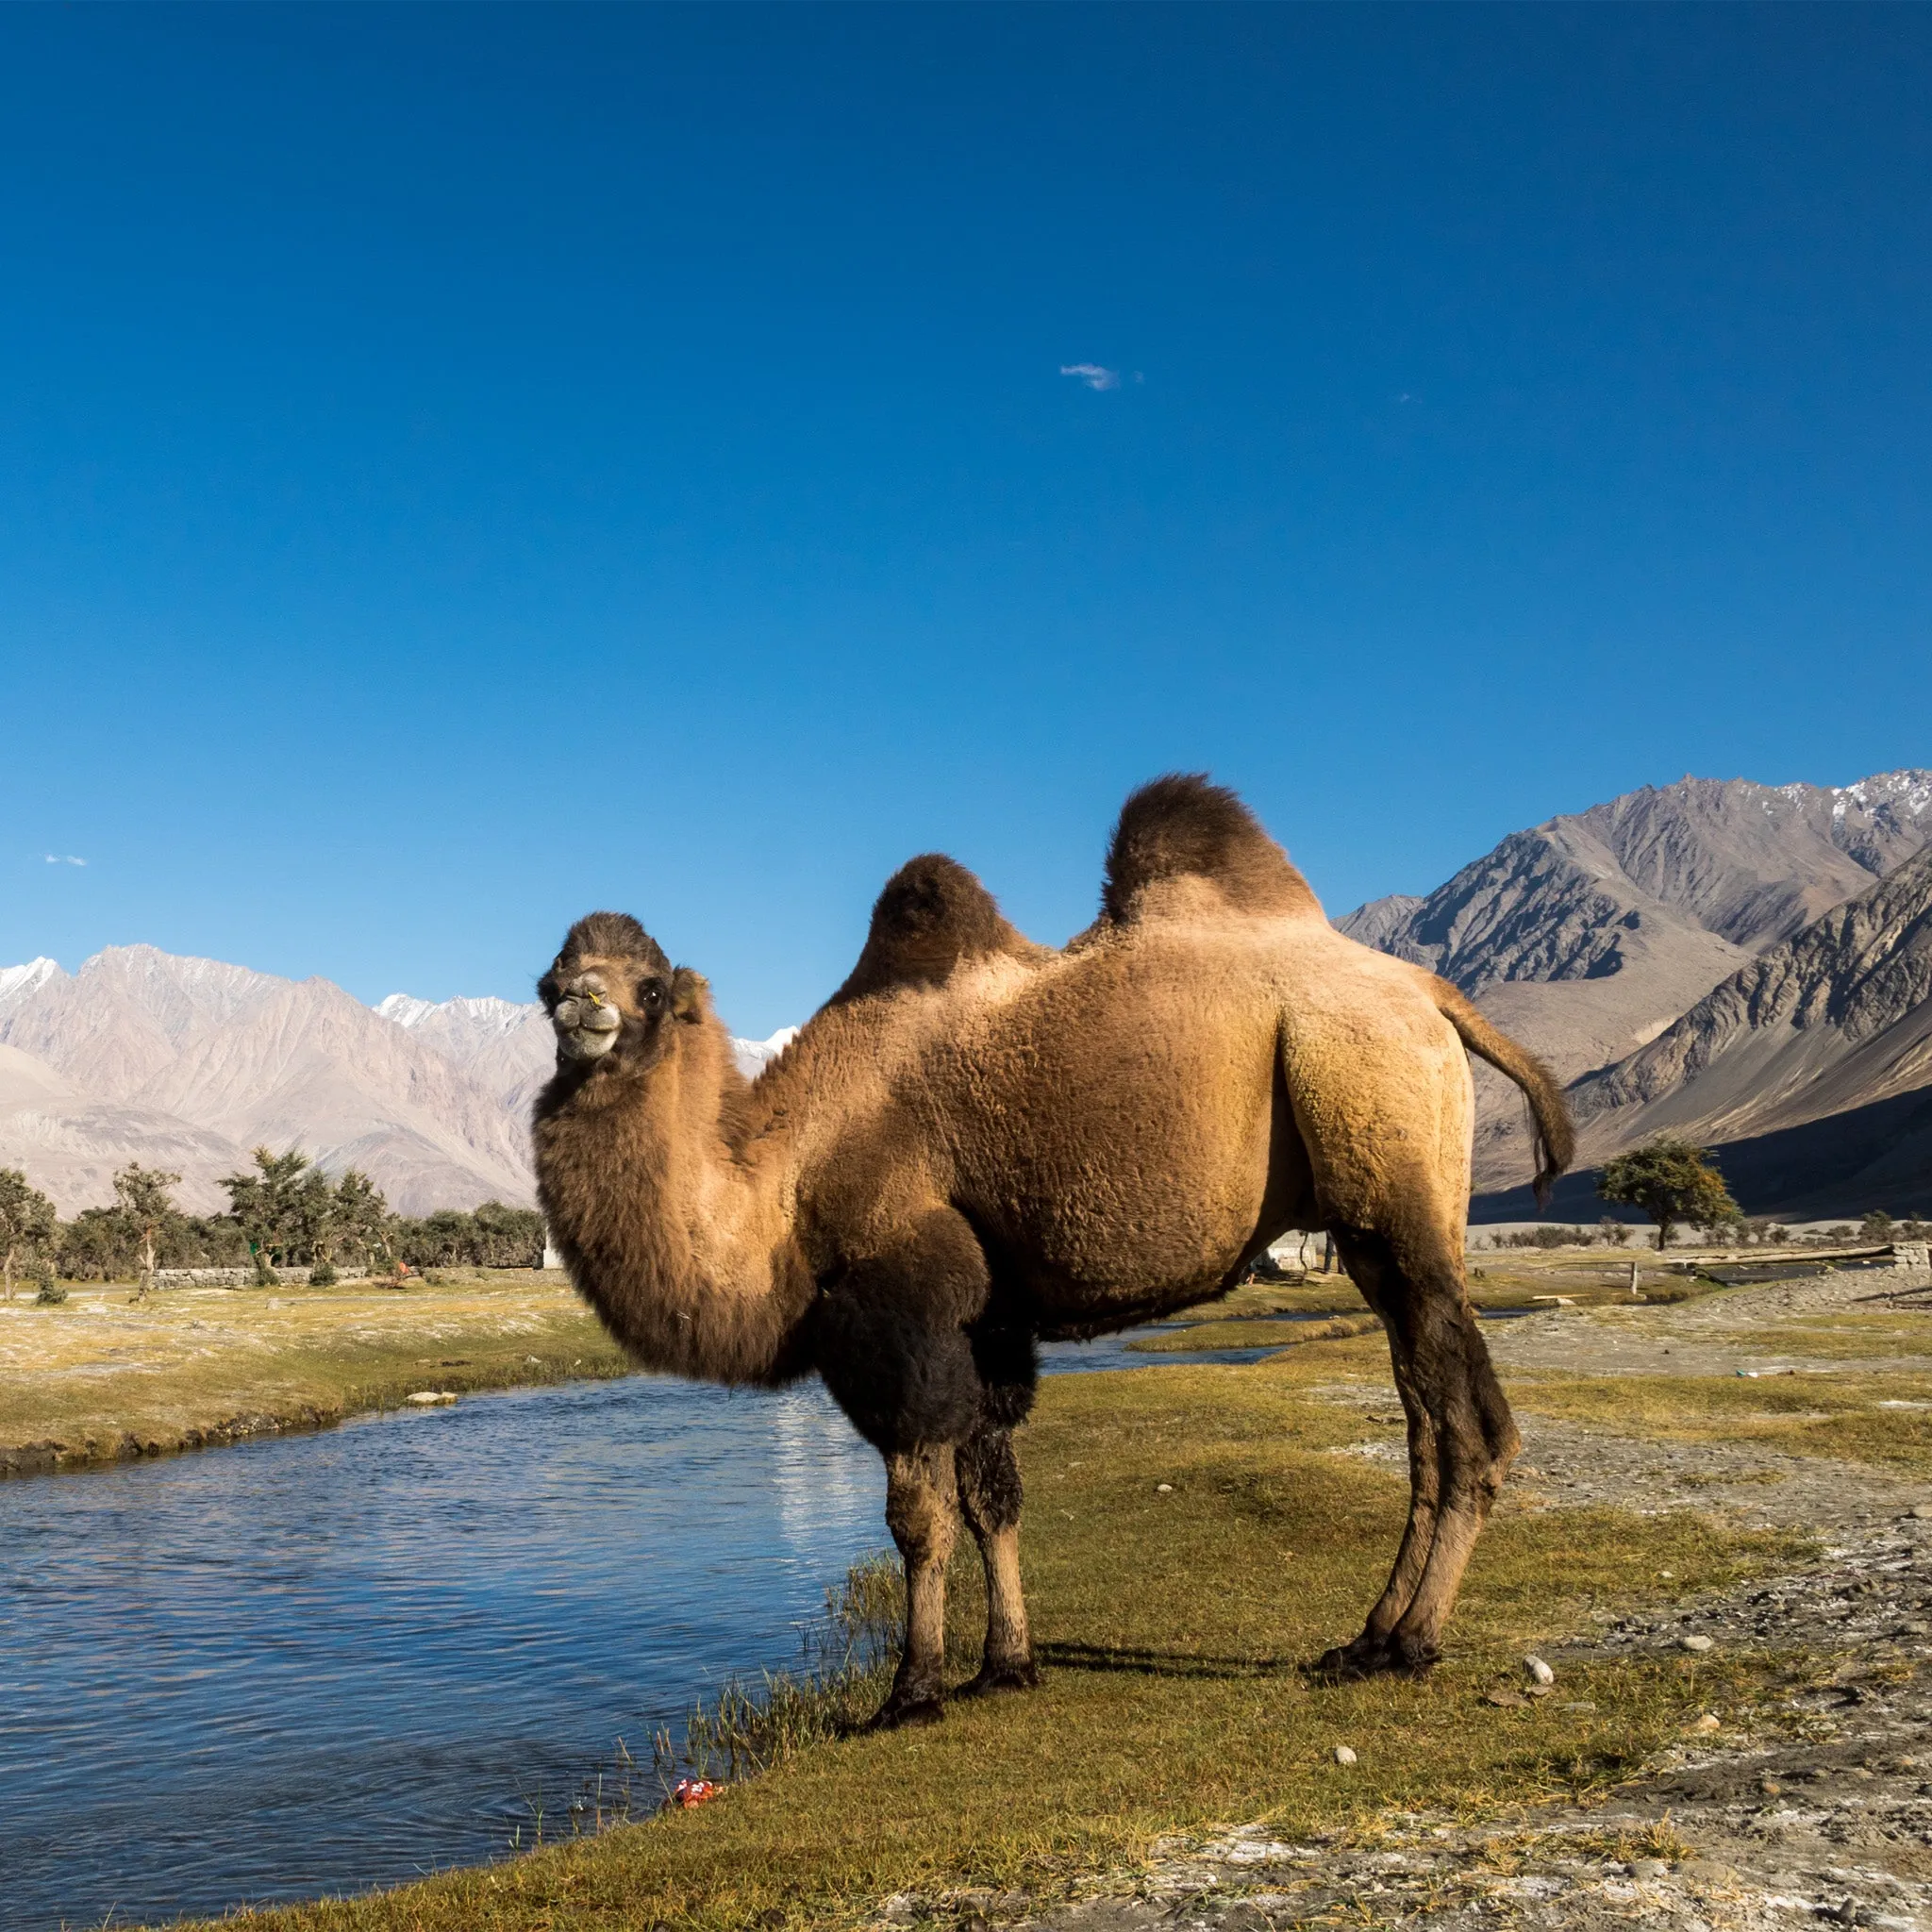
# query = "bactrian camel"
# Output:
<box><xmin>533</xmin><ymin>776</ymin><xmax>1573</xmax><ymax>1727</ymax></box>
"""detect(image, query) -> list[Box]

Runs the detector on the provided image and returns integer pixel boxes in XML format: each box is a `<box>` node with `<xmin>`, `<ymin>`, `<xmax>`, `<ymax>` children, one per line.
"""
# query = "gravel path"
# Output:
<box><xmin>1483</xmin><ymin>1267</ymin><xmax>1932</xmax><ymax>1380</ymax></box>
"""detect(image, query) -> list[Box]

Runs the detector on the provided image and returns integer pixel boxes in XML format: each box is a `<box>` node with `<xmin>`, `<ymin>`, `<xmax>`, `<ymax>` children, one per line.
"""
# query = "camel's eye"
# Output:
<box><xmin>639</xmin><ymin>978</ymin><xmax>664</xmax><ymax>1010</ymax></box>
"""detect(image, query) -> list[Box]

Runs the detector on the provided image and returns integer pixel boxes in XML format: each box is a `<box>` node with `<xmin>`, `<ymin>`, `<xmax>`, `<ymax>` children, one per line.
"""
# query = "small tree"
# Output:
<box><xmin>472</xmin><ymin>1200</ymin><xmax>546</xmax><ymax>1268</ymax></box>
<box><xmin>331</xmin><ymin>1170</ymin><xmax>390</xmax><ymax>1277</ymax></box>
<box><xmin>222</xmin><ymin>1147</ymin><xmax>312</xmax><ymax>1286</ymax></box>
<box><xmin>113</xmin><ymin>1163</ymin><xmax>183</xmax><ymax>1299</ymax></box>
<box><xmin>296</xmin><ymin>1169</ymin><xmax>341</xmax><ymax>1285</ymax></box>
<box><xmin>1597</xmin><ymin>1215</ymin><xmax>1631</xmax><ymax>1248</ymax></box>
<box><xmin>1862</xmin><ymin>1209</ymin><xmax>1896</xmax><ymax>1245</ymax></box>
<box><xmin>58</xmin><ymin>1207</ymin><xmax>132</xmax><ymax>1281</ymax></box>
<box><xmin>1596</xmin><ymin>1139</ymin><xmax>1739</xmax><ymax>1252</ymax></box>
<box><xmin>0</xmin><ymin>1169</ymin><xmax>57</xmax><ymax>1298</ymax></box>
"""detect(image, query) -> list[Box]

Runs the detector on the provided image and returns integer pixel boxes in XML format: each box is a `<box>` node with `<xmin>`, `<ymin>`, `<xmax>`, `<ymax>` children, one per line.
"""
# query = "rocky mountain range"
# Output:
<box><xmin>1341</xmin><ymin>768</ymin><xmax>1932</xmax><ymax>1213</ymax></box>
<box><xmin>1556</xmin><ymin>841</ymin><xmax>1932</xmax><ymax>1215</ymax></box>
<box><xmin>8</xmin><ymin>764</ymin><xmax>1930</xmax><ymax>1223</ymax></box>
<box><xmin>0</xmin><ymin>948</ymin><xmax>791</xmax><ymax>1217</ymax></box>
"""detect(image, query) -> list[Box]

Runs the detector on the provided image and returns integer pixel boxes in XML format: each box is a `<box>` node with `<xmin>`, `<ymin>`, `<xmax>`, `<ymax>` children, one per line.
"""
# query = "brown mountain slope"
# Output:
<box><xmin>1340</xmin><ymin>770</ymin><xmax>1932</xmax><ymax>1188</ymax></box>
<box><xmin>1568</xmin><ymin>842</ymin><xmax>1932</xmax><ymax>1161</ymax></box>
<box><xmin>0</xmin><ymin>1041</ymin><xmax>245</xmax><ymax>1217</ymax></box>
<box><xmin>0</xmin><ymin>948</ymin><xmax>537</xmax><ymax>1215</ymax></box>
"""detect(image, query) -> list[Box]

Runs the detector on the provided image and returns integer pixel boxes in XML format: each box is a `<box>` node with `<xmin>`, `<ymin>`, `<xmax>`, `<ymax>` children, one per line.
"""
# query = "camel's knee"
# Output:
<box><xmin>957</xmin><ymin>1425</ymin><xmax>1024</xmax><ymax>1537</ymax></box>
<box><xmin>885</xmin><ymin>1447</ymin><xmax>959</xmax><ymax>1564</ymax></box>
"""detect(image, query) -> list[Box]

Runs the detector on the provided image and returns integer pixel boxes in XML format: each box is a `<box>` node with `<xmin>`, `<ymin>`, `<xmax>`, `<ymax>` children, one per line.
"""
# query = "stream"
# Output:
<box><xmin>0</xmin><ymin>1327</ymin><xmax>1283</xmax><ymax>1932</ymax></box>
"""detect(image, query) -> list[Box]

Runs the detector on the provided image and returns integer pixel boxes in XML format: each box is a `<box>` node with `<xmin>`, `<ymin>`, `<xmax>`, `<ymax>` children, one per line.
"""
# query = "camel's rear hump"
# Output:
<box><xmin>1099</xmin><ymin>774</ymin><xmax>1323</xmax><ymax>925</ymax></box>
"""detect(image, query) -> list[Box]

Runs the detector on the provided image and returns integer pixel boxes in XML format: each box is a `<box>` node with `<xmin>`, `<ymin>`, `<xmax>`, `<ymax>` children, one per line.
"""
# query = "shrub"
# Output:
<box><xmin>35</xmin><ymin>1272</ymin><xmax>67</xmax><ymax>1306</ymax></box>
<box><xmin>308</xmin><ymin>1260</ymin><xmax>338</xmax><ymax>1287</ymax></box>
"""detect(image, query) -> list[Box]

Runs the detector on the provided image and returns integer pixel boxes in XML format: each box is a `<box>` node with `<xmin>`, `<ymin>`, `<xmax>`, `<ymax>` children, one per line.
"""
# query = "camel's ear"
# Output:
<box><xmin>669</xmin><ymin>967</ymin><xmax>708</xmax><ymax>1022</ymax></box>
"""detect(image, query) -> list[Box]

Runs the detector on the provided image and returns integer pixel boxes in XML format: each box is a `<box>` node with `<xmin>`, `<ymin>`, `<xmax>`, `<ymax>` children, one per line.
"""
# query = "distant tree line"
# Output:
<box><xmin>1473</xmin><ymin>1137</ymin><xmax>1929</xmax><ymax>1253</ymax></box>
<box><xmin>0</xmin><ymin>1150</ymin><xmax>547</xmax><ymax>1294</ymax></box>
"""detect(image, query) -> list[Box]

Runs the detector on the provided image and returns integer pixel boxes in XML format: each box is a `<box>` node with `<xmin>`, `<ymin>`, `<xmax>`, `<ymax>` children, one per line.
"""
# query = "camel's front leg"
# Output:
<box><xmin>956</xmin><ymin>1423</ymin><xmax>1039</xmax><ymax>1695</ymax></box>
<box><xmin>874</xmin><ymin>1444</ymin><xmax>959</xmax><ymax>1728</ymax></box>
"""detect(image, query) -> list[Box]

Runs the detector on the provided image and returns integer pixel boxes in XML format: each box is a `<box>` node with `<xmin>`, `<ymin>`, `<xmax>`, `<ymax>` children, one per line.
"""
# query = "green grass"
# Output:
<box><xmin>190</xmin><ymin>1342</ymin><xmax>1804</xmax><ymax>1932</ymax></box>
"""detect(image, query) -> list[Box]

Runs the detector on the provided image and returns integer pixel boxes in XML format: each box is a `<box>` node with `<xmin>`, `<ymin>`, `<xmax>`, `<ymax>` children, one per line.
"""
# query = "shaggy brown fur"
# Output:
<box><xmin>532</xmin><ymin>775</ymin><xmax>1574</xmax><ymax>1724</ymax></box>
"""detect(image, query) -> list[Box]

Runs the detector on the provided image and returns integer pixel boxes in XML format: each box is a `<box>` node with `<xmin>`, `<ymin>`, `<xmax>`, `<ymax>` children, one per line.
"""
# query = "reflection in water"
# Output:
<box><xmin>0</xmin><ymin>1376</ymin><xmax>883</xmax><ymax>1932</ymax></box>
<box><xmin>0</xmin><ymin>1327</ymin><xmax>1282</xmax><ymax>1932</ymax></box>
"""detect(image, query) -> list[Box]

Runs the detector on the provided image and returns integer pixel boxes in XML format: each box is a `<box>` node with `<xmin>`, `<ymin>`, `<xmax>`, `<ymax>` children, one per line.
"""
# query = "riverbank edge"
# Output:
<box><xmin>0</xmin><ymin>1344</ymin><xmax>636</xmax><ymax>1480</ymax></box>
<box><xmin>179</xmin><ymin>1333</ymin><xmax>1826</xmax><ymax>1932</ymax></box>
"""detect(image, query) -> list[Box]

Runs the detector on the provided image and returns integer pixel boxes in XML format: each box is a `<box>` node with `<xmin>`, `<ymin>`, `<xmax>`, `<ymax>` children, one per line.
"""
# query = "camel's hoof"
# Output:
<box><xmin>957</xmin><ymin>1660</ymin><xmax>1041</xmax><ymax>1698</ymax></box>
<box><xmin>1386</xmin><ymin>1632</ymin><xmax>1441</xmax><ymax>1675</ymax></box>
<box><xmin>1311</xmin><ymin>1637</ymin><xmax>1388</xmax><ymax>1681</ymax></box>
<box><xmin>864</xmin><ymin>1691</ymin><xmax>946</xmax><ymax>1731</ymax></box>
<box><xmin>1312</xmin><ymin>1632</ymin><xmax>1441</xmax><ymax>1680</ymax></box>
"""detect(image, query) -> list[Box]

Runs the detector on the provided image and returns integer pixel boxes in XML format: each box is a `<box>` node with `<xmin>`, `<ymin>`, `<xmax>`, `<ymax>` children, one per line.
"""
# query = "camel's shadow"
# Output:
<box><xmin>1033</xmin><ymin>1640</ymin><xmax>1301</xmax><ymax>1681</ymax></box>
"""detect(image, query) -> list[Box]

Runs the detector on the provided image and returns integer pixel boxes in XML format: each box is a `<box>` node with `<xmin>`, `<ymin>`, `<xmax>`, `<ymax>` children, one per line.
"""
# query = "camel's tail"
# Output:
<box><xmin>1430</xmin><ymin>978</ymin><xmax>1575</xmax><ymax>1209</ymax></box>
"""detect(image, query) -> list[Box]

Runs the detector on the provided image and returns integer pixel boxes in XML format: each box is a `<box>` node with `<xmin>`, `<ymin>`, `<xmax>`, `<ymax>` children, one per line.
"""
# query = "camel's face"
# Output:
<box><xmin>540</xmin><ymin>915</ymin><xmax>702</xmax><ymax>1075</ymax></box>
<box><xmin>544</xmin><ymin>954</ymin><xmax>646</xmax><ymax>1064</ymax></box>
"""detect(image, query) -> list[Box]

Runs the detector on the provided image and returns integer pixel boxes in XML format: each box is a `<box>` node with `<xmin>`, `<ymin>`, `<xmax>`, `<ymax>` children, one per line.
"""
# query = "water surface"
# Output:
<box><xmin>0</xmin><ymin>1329</ymin><xmax>1281</xmax><ymax>1932</ymax></box>
<box><xmin>0</xmin><ymin>1376</ymin><xmax>881</xmax><ymax>1932</ymax></box>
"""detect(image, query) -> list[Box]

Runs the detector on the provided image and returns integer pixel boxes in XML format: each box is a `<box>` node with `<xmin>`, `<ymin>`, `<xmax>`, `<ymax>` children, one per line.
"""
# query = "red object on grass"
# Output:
<box><xmin>665</xmin><ymin>1777</ymin><xmax>722</xmax><ymax>1810</ymax></box>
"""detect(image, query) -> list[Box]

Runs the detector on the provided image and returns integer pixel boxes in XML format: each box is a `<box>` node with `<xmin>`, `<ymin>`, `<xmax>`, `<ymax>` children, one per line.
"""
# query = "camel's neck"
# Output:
<box><xmin>533</xmin><ymin>1016</ymin><xmax>813</xmax><ymax>1387</ymax></box>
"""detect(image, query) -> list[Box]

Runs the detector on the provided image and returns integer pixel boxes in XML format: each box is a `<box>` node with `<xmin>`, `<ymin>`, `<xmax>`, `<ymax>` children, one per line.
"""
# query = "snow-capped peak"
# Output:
<box><xmin>733</xmin><ymin>1026</ymin><xmax>800</xmax><ymax>1079</ymax></box>
<box><xmin>0</xmin><ymin>957</ymin><xmax>61</xmax><ymax>1008</ymax></box>
<box><xmin>375</xmin><ymin>992</ymin><xmax>536</xmax><ymax>1034</ymax></box>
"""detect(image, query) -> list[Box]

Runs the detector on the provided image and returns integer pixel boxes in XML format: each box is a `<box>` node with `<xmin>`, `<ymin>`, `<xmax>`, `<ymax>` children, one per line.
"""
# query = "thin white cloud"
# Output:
<box><xmin>44</xmin><ymin>854</ymin><xmax>86</xmax><ymax>867</ymax></box>
<box><xmin>1060</xmin><ymin>362</ymin><xmax>1121</xmax><ymax>392</ymax></box>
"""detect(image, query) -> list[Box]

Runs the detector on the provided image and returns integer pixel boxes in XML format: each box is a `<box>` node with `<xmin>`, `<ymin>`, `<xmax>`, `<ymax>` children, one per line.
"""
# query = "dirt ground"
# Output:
<box><xmin>875</xmin><ymin>1266</ymin><xmax>1932</xmax><ymax>1932</ymax></box>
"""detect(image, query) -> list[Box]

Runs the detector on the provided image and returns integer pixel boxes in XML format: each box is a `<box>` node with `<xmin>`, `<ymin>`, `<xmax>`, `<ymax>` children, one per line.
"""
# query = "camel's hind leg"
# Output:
<box><xmin>956</xmin><ymin>1421</ymin><xmax>1039</xmax><ymax>1695</ymax></box>
<box><xmin>1321</xmin><ymin>1223</ymin><xmax>1518</xmax><ymax>1675</ymax></box>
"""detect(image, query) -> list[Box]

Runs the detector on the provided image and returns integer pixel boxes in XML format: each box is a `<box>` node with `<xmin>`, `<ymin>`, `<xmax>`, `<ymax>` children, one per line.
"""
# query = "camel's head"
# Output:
<box><xmin>538</xmin><ymin>910</ymin><xmax>708</xmax><ymax>1074</ymax></box>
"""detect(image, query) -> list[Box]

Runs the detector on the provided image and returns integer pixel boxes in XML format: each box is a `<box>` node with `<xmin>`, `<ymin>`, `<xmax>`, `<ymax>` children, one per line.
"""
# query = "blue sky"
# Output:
<box><xmin>2</xmin><ymin>4</ymin><xmax>1928</xmax><ymax>1036</ymax></box>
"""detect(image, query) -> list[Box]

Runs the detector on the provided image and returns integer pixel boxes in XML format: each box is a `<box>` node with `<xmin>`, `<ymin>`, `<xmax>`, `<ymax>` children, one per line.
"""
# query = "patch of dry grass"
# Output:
<box><xmin>1722</xmin><ymin>1313</ymin><xmax>1932</xmax><ymax>1361</ymax></box>
<box><xmin>1506</xmin><ymin>1366</ymin><xmax>1932</xmax><ymax>1470</ymax></box>
<box><xmin>1126</xmin><ymin>1314</ymin><xmax>1379</xmax><ymax>1352</ymax></box>
<box><xmin>0</xmin><ymin>1270</ymin><xmax>630</xmax><ymax>1471</ymax></box>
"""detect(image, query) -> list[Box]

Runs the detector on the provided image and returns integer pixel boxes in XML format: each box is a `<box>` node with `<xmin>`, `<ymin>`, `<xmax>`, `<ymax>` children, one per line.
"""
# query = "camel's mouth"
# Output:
<box><xmin>554</xmin><ymin>990</ymin><xmax>624</xmax><ymax>1060</ymax></box>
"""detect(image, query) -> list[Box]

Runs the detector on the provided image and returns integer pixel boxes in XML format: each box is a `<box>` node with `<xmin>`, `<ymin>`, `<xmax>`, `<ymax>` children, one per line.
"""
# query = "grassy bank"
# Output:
<box><xmin>0</xmin><ymin>1269</ymin><xmax>631</xmax><ymax>1474</ymax></box>
<box><xmin>194</xmin><ymin>1329</ymin><xmax>1811</xmax><ymax>1932</ymax></box>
